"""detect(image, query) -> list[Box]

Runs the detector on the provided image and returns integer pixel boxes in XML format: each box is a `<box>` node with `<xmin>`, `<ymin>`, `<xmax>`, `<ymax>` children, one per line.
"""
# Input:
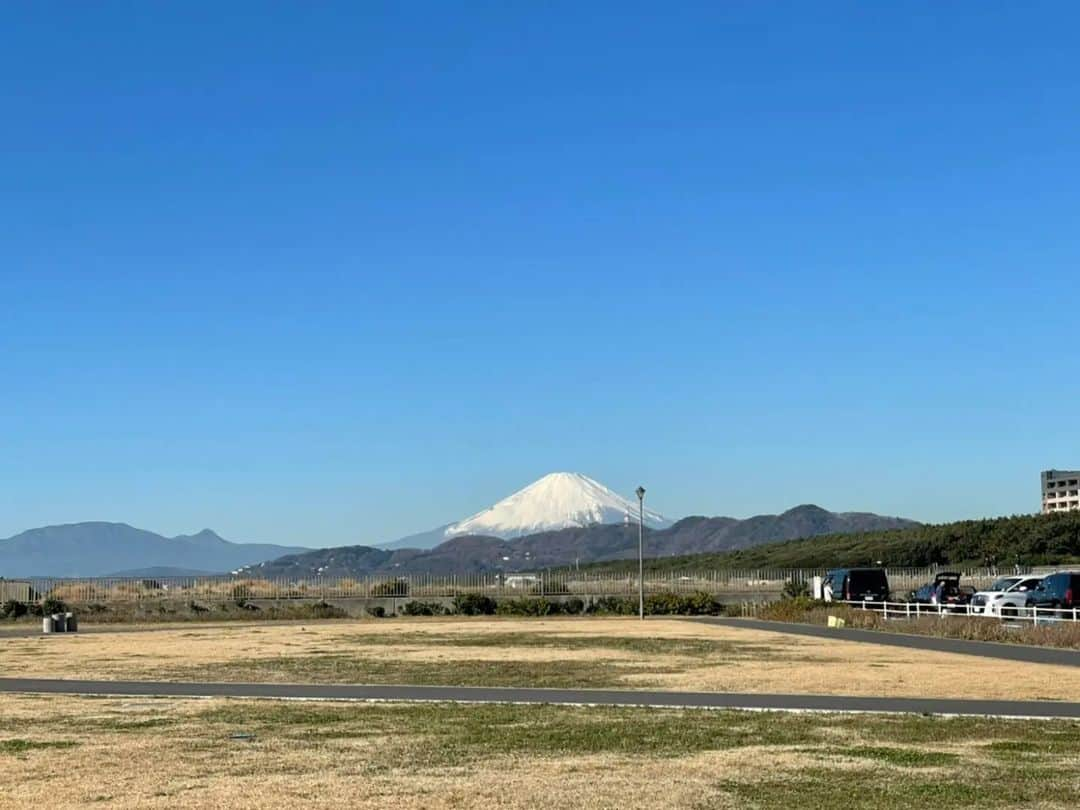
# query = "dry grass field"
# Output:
<box><xmin>1</xmin><ymin>693</ymin><xmax>1078</xmax><ymax>809</ymax></box>
<box><xmin>2</xmin><ymin>617</ymin><xmax>1079</xmax><ymax>701</ymax></box>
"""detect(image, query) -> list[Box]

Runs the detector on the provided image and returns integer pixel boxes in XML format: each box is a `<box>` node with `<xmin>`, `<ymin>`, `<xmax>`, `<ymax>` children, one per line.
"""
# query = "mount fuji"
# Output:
<box><xmin>379</xmin><ymin>472</ymin><xmax>672</xmax><ymax>550</ymax></box>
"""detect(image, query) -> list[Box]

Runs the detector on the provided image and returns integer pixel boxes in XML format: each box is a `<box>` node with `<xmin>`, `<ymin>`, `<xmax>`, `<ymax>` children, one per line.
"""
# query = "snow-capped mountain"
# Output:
<box><xmin>379</xmin><ymin>472</ymin><xmax>672</xmax><ymax>550</ymax></box>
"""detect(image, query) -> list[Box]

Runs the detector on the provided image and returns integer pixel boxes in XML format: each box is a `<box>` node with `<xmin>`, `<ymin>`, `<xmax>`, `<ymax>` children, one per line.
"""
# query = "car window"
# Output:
<box><xmin>1009</xmin><ymin>578</ymin><xmax>1040</xmax><ymax>592</ymax></box>
<box><xmin>991</xmin><ymin>577</ymin><xmax>1020</xmax><ymax>591</ymax></box>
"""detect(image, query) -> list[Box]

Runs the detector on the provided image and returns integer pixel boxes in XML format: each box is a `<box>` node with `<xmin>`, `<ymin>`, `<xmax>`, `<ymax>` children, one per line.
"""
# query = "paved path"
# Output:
<box><xmin>692</xmin><ymin>618</ymin><xmax>1080</xmax><ymax>667</ymax></box>
<box><xmin>1</xmin><ymin>677</ymin><xmax>1078</xmax><ymax>719</ymax></box>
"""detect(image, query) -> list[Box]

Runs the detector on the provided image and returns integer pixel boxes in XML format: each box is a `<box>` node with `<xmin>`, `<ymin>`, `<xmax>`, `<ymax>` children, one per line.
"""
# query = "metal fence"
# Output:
<box><xmin>835</xmin><ymin>599</ymin><xmax>1080</xmax><ymax>625</ymax></box>
<box><xmin>19</xmin><ymin>565</ymin><xmax>1047</xmax><ymax>605</ymax></box>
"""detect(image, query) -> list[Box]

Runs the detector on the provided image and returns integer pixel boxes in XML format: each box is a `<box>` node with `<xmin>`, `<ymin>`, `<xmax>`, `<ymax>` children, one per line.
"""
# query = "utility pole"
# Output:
<box><xmin>636</xmin><ymin>486</ymin><xmax>646</xmax><ymax>620</ymax></box>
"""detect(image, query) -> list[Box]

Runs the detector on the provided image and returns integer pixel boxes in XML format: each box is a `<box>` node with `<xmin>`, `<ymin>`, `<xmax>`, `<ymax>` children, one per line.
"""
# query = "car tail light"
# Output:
<box><xmin>844</xmin><ymin>583</ymin><xmax>850</xmax><ymax>600</ymax></box>
<box><xmin>1066</xmin><ymin>588</ymin><xmax>1073</xmax><ymax>607</ymax></box>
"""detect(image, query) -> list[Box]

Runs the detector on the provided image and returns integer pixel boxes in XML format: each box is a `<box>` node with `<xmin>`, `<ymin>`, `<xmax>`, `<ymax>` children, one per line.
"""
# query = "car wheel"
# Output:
<box><xmin>1000</xmin><ymin>605</ymin><xmax>1017</xmax><ymax>620</ymax></box>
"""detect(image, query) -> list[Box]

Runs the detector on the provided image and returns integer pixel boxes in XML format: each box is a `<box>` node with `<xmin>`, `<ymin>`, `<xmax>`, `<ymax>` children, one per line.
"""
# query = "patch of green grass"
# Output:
<box><xmin>149</xmin><ymin>653</ymin><xmax>688</xmax><ymax>689</ymax></box>
<box><xmin>137</xmin><ymin>629</ymin><xmax>811</xmax><ymax>688</ymax></box>
<box><xmin>830</xmin><ymin>745</ymin><xmax>960</xmax><ymax>767</ymax></box>
<box><xmin>196</xmin><ymin>702</ymin><xmax>825</xmax><ymax>766</ymax></box>
<box><xmin>0</xmin><ymin>739</ymin><xmax>79</xmax><ymax>755</ymax></box>
<box><xmin>84</xmin><ymin>717</ymin><xmax>177</xmax><ymax>731</ymax></box>
<box><xmin>7</xmin><ymin>697</ymin><xmax>1080</xmax><ymax>807</ymax></box>
<box><xmin>293</xmin><ymin>630</ymin><xmax>790</xmax><ymax>660</ymax></box>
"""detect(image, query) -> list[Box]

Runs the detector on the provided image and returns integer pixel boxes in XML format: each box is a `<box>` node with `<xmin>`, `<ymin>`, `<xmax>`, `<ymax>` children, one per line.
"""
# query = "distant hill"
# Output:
<box><xmin>245</xmin><ymin>505</ymin><xmax>919</xmax><ymax>578</ymax></box>
<box><xmin>583</xmin><ymin>511</ymin><xmax>1080</xmax><ymax>572</ymax></box>
<box><xmin>0</xmin><ymin>523</ymin><xmax>308</xmax><ymax>578</ymax></box>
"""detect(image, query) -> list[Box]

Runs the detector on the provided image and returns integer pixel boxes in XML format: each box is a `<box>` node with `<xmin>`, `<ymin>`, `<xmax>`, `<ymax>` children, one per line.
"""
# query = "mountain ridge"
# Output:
<box><xmin>0</xmin><ymin>522</ymin><xmax>307</xmax><ymax>578</ymax></box>
<box><xmin>244</xmin><ymin>504</ymin><xmax>919</xmax><ymax>578</ymax></box>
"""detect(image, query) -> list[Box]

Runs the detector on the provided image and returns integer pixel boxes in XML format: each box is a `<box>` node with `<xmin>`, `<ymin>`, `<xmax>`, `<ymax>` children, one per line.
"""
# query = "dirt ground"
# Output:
<box><xmin>2</xmin><ymin>617</ymin><xmax>1078</xmax><ymax>700</ymax></box>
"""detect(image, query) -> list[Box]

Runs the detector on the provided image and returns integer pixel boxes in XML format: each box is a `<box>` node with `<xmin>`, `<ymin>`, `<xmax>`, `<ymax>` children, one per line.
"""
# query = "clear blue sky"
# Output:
<box><xmin>3</xmin><ymin>2</ymin><xmax>1077</xmax><ymax>546</ymax></box>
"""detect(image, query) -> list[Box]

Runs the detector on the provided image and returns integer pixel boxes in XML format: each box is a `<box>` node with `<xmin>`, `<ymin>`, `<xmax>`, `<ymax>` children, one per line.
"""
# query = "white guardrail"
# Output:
<box><xmin>838</xmin><ymin>599</ymin><xmax>1080</xmax><ymax>625</ymax></box>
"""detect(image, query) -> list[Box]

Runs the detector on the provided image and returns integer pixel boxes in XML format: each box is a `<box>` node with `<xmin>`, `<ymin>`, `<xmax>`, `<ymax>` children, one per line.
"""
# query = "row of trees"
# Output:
<box><xmin>589</xmin><ymin>511</ymin><xmax>1080</xmax><ymax>572</ymax></box>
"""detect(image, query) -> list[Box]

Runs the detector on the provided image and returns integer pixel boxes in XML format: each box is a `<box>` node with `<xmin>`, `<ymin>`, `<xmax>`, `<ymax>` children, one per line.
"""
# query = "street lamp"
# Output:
<box><xmin>636</xmin><ymin>486</ymin><xmax>646</xmax><ymax>620</ymax></box>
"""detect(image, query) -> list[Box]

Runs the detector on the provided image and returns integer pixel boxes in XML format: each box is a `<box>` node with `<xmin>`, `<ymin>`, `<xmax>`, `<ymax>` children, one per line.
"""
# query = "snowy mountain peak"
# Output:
<box><xmin>443</xmin><ymin>472</ymin><xmax>671</xmax><ymax>541</ymax></box>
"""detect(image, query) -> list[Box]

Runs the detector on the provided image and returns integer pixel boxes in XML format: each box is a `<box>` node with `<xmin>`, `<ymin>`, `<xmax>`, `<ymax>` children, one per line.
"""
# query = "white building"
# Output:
<box><xmin>1041</xmin><ymin>469</ymin><xmax>1080</xmax><ymax>513</ymax></box>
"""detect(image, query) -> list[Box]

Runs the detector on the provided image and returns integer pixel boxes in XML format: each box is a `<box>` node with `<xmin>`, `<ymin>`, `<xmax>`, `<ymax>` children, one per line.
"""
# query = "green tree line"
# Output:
<box><xmin>587</xmin><ymin>511</ymin><xmax>1080</xmax><ymax>572</ymax></box>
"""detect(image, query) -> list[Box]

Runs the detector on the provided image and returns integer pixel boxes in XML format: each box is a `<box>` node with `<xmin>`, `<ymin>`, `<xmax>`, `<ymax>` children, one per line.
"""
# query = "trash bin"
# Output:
<box><xmin>65</xmin><ymin>612</ymin><xmax>78</xmax><ymax>633</ymax></box>
<box><xmin>51</xmin><ymin>613</ymin><xmax>67</xmax><ymax>633</ymax></box>
<box><xmin>42</xmin><ymin>615</ymin><xmax>55</xmax><ymax>634</ymax></box>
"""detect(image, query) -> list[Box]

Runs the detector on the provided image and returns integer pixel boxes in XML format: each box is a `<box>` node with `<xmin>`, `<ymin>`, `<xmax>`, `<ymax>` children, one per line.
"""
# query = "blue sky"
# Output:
<box><xmin>2</xmin><ymin>2</ymin><xmax>1078</xmax><ymax>546</ymax></box>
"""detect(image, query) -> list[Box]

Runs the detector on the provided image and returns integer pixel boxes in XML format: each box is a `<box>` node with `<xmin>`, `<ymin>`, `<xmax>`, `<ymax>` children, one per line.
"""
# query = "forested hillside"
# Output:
<box><xmin>590</xmin><ymin>511</ymin><xmax>1080</xmax><ymax>572</ymax></box>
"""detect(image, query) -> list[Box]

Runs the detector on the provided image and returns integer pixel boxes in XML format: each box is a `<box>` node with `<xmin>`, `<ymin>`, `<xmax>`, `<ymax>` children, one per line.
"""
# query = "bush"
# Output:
<box><xmin>781</xmin><ymin>578</ymin><xmax>810</xmax><ymax>600</ymax></box>
<box><xmin>452</xmin><ymin>593</ymin><xmax>497</xmax><ymax>616</ymax></box>
<box><xmin>41</xmin><ymin>597</ymin><xmax>68</xmax><ymax>616</ymax></box>
<box><xmin>305</xmin><ymin>600</ymin><xmax>348</xmax><ymax>619</ymax></box>
<box><xmin>371</xmin><ymin>580</ymin><xmax>409</xmax><ymax>597</ymax></box>
<box><xmin>562</xmin><ymin>597</ymin><xmax>585</xmax><ymax>615</ymax></box>
<box><xmin>496</xmin><ymin>598</ymin><xmax>556</xmax><ymax>616</ymax></box>
<box><xmin>644</xmin><ymin>591</ymin><xmax>725</xmax><ymax>616</ymax></box>
<box><xmin>365</xmin><ymin>606</ymin><xmax>386</xmax><ymax>618</ymax></box>
<box><xmin>586</xmin><ymin>596</ymin><xmax>637</xmax><ymax>615</ymax></box>
<box><xmin>401</xmin><ymin>600</ymin><xmax>446</xmax><ymax>616</ymax></box>
<box><xmin>1</xmin><ymin>600</ymin><xmax>28</xmax><ymax>619</ymax></box>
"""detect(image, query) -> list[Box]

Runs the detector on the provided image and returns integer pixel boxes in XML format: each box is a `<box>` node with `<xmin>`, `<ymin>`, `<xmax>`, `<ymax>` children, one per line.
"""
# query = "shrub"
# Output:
<box><xmin>781</xmin><ymin>578</ymin><xmax>811</xmax><ymax>600</ymax></box>
<box><xmin>452</xmin><ymin>593</ymin><xmax>497</xmax><ymax>616</ymax></box>
<box><xmin>305</xmin><ymin>600</ymin><xmax>348</xmax><ymax>619</ymax></box>
<box><xmin>562</xmin><ymin>597</ymin><xmax>585</xmax><ymax>615</ymax></box>
<box><xmin>496</xmin><ymin>598</ymin><xmax>556</xmax><ymax>616</ymax></box>
<box><xmin>371</xmin><ymin>580</ymin><xmax>409</xmax><ymax>597</ymax></box>
<box><xmin>41</xmin><ymin>597</ymin><xmax>68</xmax><ymax>616</ymax></box>
<box><xmin>644</xmin><ymin>591</ymin><xmax>725</xmax><ymax>616</ymax></box>
<box><xmin>365</xmin><ymin>606</ymin><xmax>386</xmax><ymax>618</ymax></box>
<box><xmin>676</xmin><ymin>590</ymin><xmax>726</xmax><ymax>616</ymax></box>
<box><xmin>586</xmin><ymin>596</ymin><xmax>636</xmax><ymax>615</ymax></box>
<box><xmin>1</xmin><ymin>600</ymin><xmax>28</xmax><ymax>619</ymax></box>
<box><xmin>401</xmin><ymin>600</ymin><xmax>446</xmax><ymax>616</ymax></box>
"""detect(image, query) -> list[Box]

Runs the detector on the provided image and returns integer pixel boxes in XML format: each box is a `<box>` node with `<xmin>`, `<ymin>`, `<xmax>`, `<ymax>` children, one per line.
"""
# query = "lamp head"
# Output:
<box><xmin>635</xmin><ymin>486</ymin><xmax>645</xmax><ymax>501</ymax></box>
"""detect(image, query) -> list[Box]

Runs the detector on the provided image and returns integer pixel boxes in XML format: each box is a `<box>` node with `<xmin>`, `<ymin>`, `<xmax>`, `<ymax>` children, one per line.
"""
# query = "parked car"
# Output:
<box><xmin>908</xmin><ymin>572</ymin><xmax>973</xmax><ymax>612</ymax></box>
<box><xmin>823</xmin><ymin>568</ymin><xmax>890</xmax><ymax>603</ymax></box>
<box><xmin>969</xmin><ymin>575</ymin><xmax>1043</xmax><ymax>618</ymax></box>
<box><xmin>1024</xmin><ymin>571</ymin><xmax>1080</xmax><ymax>615</ymax></box>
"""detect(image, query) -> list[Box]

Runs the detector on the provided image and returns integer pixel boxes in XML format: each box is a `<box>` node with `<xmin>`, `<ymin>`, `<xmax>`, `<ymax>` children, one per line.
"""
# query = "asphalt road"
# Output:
<box><xmin>691</xmin><ymin>618</ymin><xmax>1080</xmax><ymax>667</ymax></box>
<box><xmin>1</xmin><ymin>677</ymin><xmax>1078</xmax><ymax>719</ymax></box>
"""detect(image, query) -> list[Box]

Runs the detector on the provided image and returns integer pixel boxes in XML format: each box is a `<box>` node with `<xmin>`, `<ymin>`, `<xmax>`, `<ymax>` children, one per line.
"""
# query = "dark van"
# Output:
<box><xmin>824</xmin><ymin>568</ymin><xmax>890</xmax><ymax>602</ymax></box>
<box><xmin>1026</xmin><ymin>571</ymin><xmax>1080</xmax><ymax>610</ymax></box>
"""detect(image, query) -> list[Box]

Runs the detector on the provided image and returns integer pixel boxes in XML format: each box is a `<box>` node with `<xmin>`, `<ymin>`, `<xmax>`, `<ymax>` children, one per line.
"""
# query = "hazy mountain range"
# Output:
<box><xmin>0</xmin><ymin>472</ymin><xmax>919</xmax><ymax>578</ymax></box>
<box><xmin>0</xmin><ymin>523</ymin><xmax>307</xmax><ymax>578</ymax></box>
<box><xmin>241</xmin><ymin>504</ymin><xmax>919</xmax><ymax>578</ymax></box>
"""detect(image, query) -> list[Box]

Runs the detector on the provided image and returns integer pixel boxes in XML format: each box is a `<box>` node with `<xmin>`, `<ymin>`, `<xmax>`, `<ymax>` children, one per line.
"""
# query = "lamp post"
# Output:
<box><xmin>636</xmin><ymin>486</ymin><xmax>646</xmax><ymax>620</ymax></box>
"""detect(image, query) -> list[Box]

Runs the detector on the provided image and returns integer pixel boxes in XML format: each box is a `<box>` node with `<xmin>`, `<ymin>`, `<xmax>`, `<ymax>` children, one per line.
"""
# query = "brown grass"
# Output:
<box><xmin>755</xmin><ymin>601</ymin><xmax>1080</xmax><ymax>649</ymax></box>
<box><xmin>2</xmin><ymin>617</ymin><xmax>1078</xmax><ymax>700</ymax></box>
<box><xmin>1</xmin><ymin>694</ymin><xmax>1078</xmax><ymax>809</ymax></box>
